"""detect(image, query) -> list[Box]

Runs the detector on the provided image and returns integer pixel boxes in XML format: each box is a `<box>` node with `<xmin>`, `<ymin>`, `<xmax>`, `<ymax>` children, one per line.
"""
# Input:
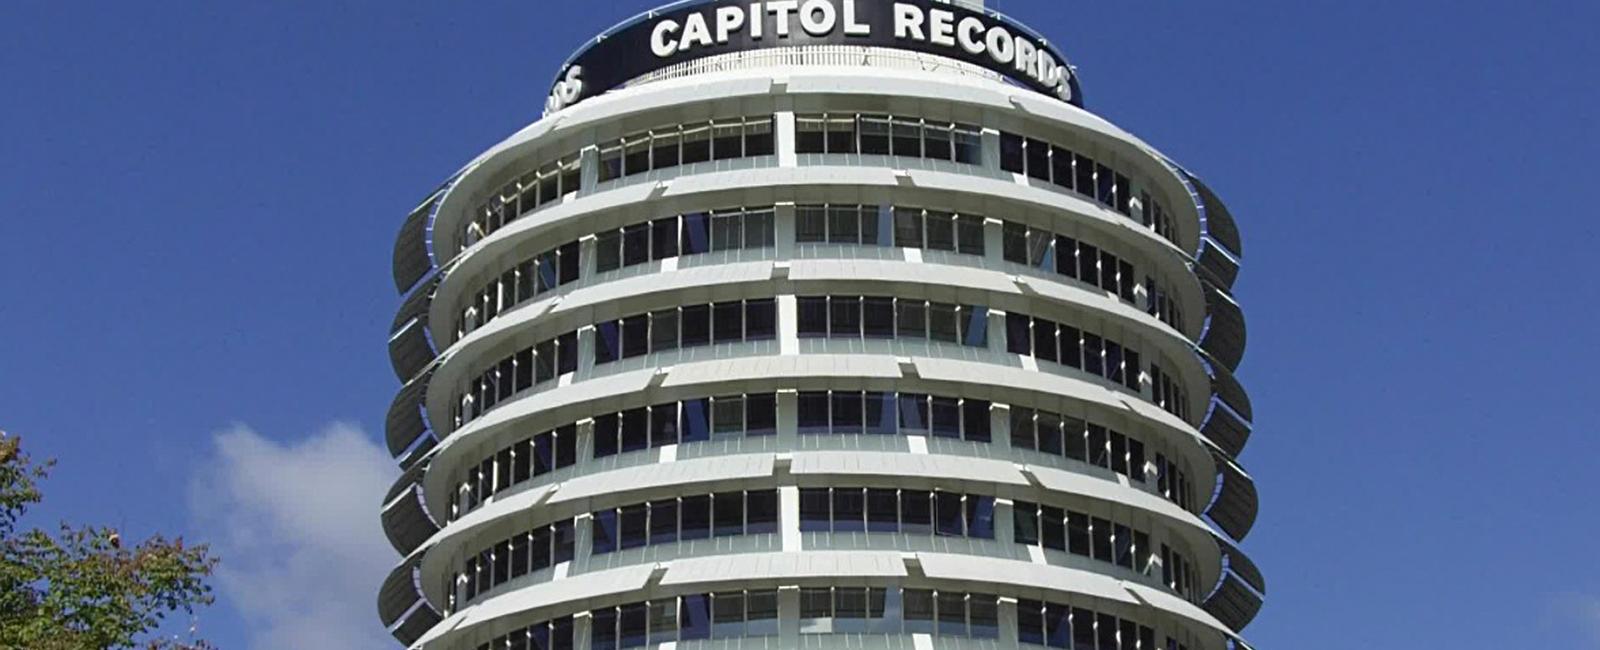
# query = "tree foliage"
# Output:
<box><xmin>0</xmin><ymin>434</ymin><xmax>218</xmax><ymax>649</ymax></box>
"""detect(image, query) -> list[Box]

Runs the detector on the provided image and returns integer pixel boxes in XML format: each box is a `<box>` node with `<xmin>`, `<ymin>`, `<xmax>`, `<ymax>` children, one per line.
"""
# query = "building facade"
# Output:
<box><xmin>379</xmin><ymin>2</ymin><xmax>1262</xmax><ymax>649</ymax></box>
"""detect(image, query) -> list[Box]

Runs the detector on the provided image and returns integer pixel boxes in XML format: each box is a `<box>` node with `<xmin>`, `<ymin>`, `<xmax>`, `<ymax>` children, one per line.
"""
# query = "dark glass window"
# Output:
<box><xmin>1000</xmin><ymin>132</ymin><xmax>1025</xmax><ymax>174</ymax></box>
<box><xmin>620</xmin><ymin>408</ymin><xmax>647</xmax><ymax>452</ymax></box>
<box><xmin>830</xmin><ymin>296</ymin><xmax>861</xmax><ymax>338</ymax></box>
<box><xmin>621</xmin><ymin>315</ymin><xmax>649</xmax><ymax>358</ymax></box>
<box><xmin>746</xmin><ymin>298</ymin><xmax>776</xmax><ymax>340</ymax></box>
<box><xmin>1074</xmin><ymin>154</ymin><xmax>1095</xmax><ymax>199</ymax></box>
<box><xmin>928</xmin><ymin>303</ymin><xmax>959</xmax><ymax>343</ymax></box>
<box><xmin>901</xmin><ymin>490</ymin><xmax>932</xmax><ymax>534</ymax></box>
<box><xmin>863</xmin><ymin>297</ymin><xmax>895</xmax><ymax>338</ymax></box>
<box><xmin>1051</xmin><ymin>146</ymin><xmax>1074</xmax><ymax>191</ymax></box>
<box><xmin>712</xmin><ymin>301</ymin><xmax>743</xmax><ymax>344</ymax></box>
<box><xmin>681</xmin><ymin>594</ymin><xmax>711</xmax><ymax>640</ymax></box>
<box><xmin>681</xmin><ymin>495</ymin><xmax>711</xmax><ymax>540</ymax></box>
<box><xmin>594</xmin><ymin>413</ymin><xmax>619</xmax><ymax>458</ymax></box>
<box><xmin>592</xmin><ymin>509</ymin><xmax>618</xmax><ymax>554</ymax></box>
<box><xmin>1019</xmin><ymin>599</ymin><xmax>1045</xmax><ymax>645</ymax></box>
<box><xmin>1083</xmin><ymin>333</ymin><xmax>1105</xmax><ymax>377</ymax></box>
<box><xmin>867</xmin><ymin>488</ymin><xmax>898</xmax><ymax>532</ymax></box>
<box><xmin>799</xmin><ymin>488</ymin><xmax>831</xmax><ymax>532</ymax></box>
<box><xmin>712</xmin><ymin>122</ymin><xmax>742</xmax><ymax>160</ymax></box>
<box><xmin>966</xmin><ymin>496</ymin><xmax>995</xmax><ymax>539</ymax></box>
<box><xmin>649</xmin><ymin>218</ymin><xmax>679</xmax><ymax>260</ymax></box>
<box><xmin>651</xmin><ymin>129</ymin><xmax>680</xmax><ymax>169</ymax></box>
<box><xmin>897</xmin><ymin>300</ymin><xmax>927</xmax><ymax>339</ymax></box>
<box><xmin>891</xmin><ymin>118</ymin><xmax>923</xmax><ymax>157</ymax></box>
<box><xmin>962</xmin><ymin>399</ymin><xmax>991</xmax><ymax>442</ymax></box>
<box><xmin>798</xmin><ymin>391</ymin><xmax>830</xmax><ymax>434</ymax></box>
<box><xmin>1010</xmin><ymin>407</ymin><xmax>1036</xmax><ymax>449</ymax></box>
<box><xmin>954</xmin><ymin>124</ymin><xmax>982</xmax><ymax>164</ymax></box>
<box><xmin>924</xmin><ymin>122</ymin><xmax>952</xmax><ymax>160</ymax></box>
<box><xmin>650</xmin><ymin>308</ymin><xmax>679</xmax><ymax>352</ymax></box>
<box><xmin>592</xmin><ymin>606</ymin><xmax>618</xmax><ymax>650</ymax></box>
<box><xmin>649</xmin><ymin>403</ymin><xmax>675</xmax><ymax>448</ymax></box>
<box><xmin>682</xmin><ymin>125</ymin><xmax>711</xmax><ymax>164</ymax></box>
<box><xmin>1003</xmin><ymin>222</ymin><xmax>1028</xmax><ymax>264</ymax></box>
<box><xmin>865</xmin><ymin>392</ymin><xmax>895</xmax><ymax>435</ymax></box>
<box><xmin>956</xmin><ymin>215</ymin><xmax>984</xmax><ymax>255</ymax></box>
<box><xmin>746</xmin><ymin>118</ymin><xmax>775</xmax><ymax>156</ymax></box>
<box><xmin>1038</xmin><ymin>412</ymin><xmax>1064</xmax><ymax>456</ymax></box>
<box><xmin>678</xmin><ymin>398</ymin><xmax>710</xmax><ymax>445</ymax></box>
<box><xmin>825</xmin><ymin>115</ymin><xmax>857</xmax><ymax>153</ymax></box>
<box><xmin>747</xmin><ymin>490</ymin><xmax>778</xmax><ymax>534</ymax></box>
<box><xmin>649</xmin><ymin>499</ymin><xmax>678</xmax><ymax>545</ymax></box>
<box><xmin>1015</xmin><ymin>501</ymin><xmax>1040</xmax><ymax>545</ymax></box>
<box><xmin>860</xmin><ymin>115</ymin><xmax>890</xmax><ymax>154</ymax></box>
<box><xmin>681</xmin><ymin>304</ymin><xmax>711</xmax><ymax>347</ymax></box>
<box><xmin>713</xmin><ymin>492</ymin><xmax>744</xmax><ymax>537</ymax></box>
<box><xmin>931</xmin><ymin>397</ymin><xmax>961</xmax><ymax>438</ymax></box>
<box><xmin>747</xmin><ymin>393</ymin><xmax>777</xmax><ymax>435</ymax></box>
<box><xmin>832</xmin><ymin>488</ymin><xmax>865</xmax><ymax>532</ymax></box>
<box><xmin>619</xmin><ymin>504</ymin><xmax>647</xmax><ymax>550</ymax></box>
<box><xmin>1041</xmin><ymin>505</ymin><xmax>1065</xmax><ymax>550</ymax></box>
<box><xmin>925</xmin><ymin>211</ymin><xmax>955</xmax><ymax>251</ymax></box>
<box><xmin>797</xmin><ymin>205</ymin><xmax>827</xmax><ymax>243</ymax></box>
<box><xmin>596</xmin><ymin>321</ymin><xmax>622</xmax><ymax>364</ymax></box>
<box><xmin>797</xmin><ymin>297</ymin><xmax>828</xmax><ymax>337</ymax></box>
<box><xmin>898</xmin><ymin>393</ymin><xmax>929</xmax><ymax>434</ymax></box>
<box><xmin>1068</xmin><ymin>511</ymin><xmax>1091</xmax><ymax>556</ymax></box>
<box><xmin>681</xmin><ymin>212</ymin><xmax>710</xmax><ymax>254</ymax></box>
<box><xmin>832</xmin><ymin>391</ymin><xmax>863</xmax><ymax>434</ymax></box>
<box><xmin>1025</xmin><ymin>138</ymin><xmax>1051</xmax><ymax>180</ymax></box>
<box><xmin>935</xmin><ymin>491</ymin><xmax>964</xmax><ymax>536</ymax></box>
<box><xmin>894</xmin><ymin>207</ymin><xmax>924</xmax><ymax>248</ymax></box>
<box><xmin>796</xmin><ymin>115</ymin><xmax>825</xmax><ymax>153</ymax></box>
<box><xmin>1073</xmin><ymin>608</ymin><xmax>1097</xmax><ymax>650</ymax></box>
<box><xmin>711</xmin><ymin>211</ymin><xmax>742</xmax><ymax>251</ymax></box>
<box><xmin>827</xmin><ymin>205</ymin><xmax>859</xmax><ymax>244</ymax></box>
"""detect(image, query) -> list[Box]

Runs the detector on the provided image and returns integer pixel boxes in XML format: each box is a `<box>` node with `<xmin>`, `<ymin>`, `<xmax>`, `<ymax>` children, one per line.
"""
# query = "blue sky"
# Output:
<box><xmin>2</xmin><ymin>1</ymin><xmax>1598</xmax><ymax>648</ymax></box>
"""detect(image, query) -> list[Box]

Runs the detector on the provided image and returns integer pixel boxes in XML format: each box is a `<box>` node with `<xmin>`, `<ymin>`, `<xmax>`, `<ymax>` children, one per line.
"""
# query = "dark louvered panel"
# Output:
<box><xmin>1216</xmin><ymin>535</ymin><xmax>1267</xmax><ymax>596</ymax></box>
<box><xmin>392</xmin><ymin>604</ymin><xmax>444</xmax><ymax>647</ymax></box>
<box><xmin>386</xmin><ymin>369</ymin><xmax>433</xmax><ymax>458</ymax></box>
<box><xmin>399</xmin><ymin>435</ymin><xmax>438</xmax><ymax>472</ymax></box>
<box><xmin>384</xmin><ymin>458</ymin><xmax>430</xmax><ymax>505</ymax></box>
<box><xmin>378</xmin><ymin>553</ymin><xmax>424</xmax><ymax>627</ymax></box>
<box><xmin>1200</xmin><ymin>282</ymin><xmax>1247</xmax><ymax>371</ymax></box>
<box><xmin>1204</xmin><ymin>574</ymin><xmax>1264</xmax><ymax>632</ymax></box>
<box><xmin>382</xmin><ymin>483</ymin><xmax>439</xmax><ymax>556</ymax></box>
<box><xmin>391</xmin><ymin>275</ymin><xmax>439</xmax><ymax>334</ymax></box>
<box><xmin>1207</xmin><ymin>453</ymin><xmax>1260</xmax><ymax>542</ymax></box>
<box><xmin>393</xmin><ymin>197</ymin><xmax>437</xmax><ymax>296</ymax></box>
<box><xmin>1188</xmin><ymin>174</ymin><xmax>1242</xmax><ymax>258</ymax></box>
<box><xmin>1197</xmin><ymin>240</ymin><xmax>1241</xmax><ymax>291</ymax></box>
<box><xmin>1201</xmin><ymin>406</ymin><xmax>1251</xmax><ymax>459</ymax></box>
<box><xmin>1206</xmin><ymin>354</ymin><xmax>1253</xmax><ymax>423</ymax></box>
<box><xmin>389</xmin><ymin>319</ymin><xmax>437</xmax><ymax>384</ymax></box>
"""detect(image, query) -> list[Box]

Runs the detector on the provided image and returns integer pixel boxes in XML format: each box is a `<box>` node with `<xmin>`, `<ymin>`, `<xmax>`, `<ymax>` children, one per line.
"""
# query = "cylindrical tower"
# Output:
<box><xmin>379</xmin><ymin>2</ymin><xmax>1263</xmax><ymax>649</ymax></box>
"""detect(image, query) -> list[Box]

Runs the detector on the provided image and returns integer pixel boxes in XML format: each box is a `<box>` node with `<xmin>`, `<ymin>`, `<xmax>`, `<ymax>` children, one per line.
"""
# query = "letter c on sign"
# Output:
<box><xmin>651</xmin><ymin>19</ymin><xmax>681</xmax><ymax>58</ymax></box>
<box><xmin>957</xmin><ymin>16</ymin><xmax>985</xmax><ymax>55</ymax></box>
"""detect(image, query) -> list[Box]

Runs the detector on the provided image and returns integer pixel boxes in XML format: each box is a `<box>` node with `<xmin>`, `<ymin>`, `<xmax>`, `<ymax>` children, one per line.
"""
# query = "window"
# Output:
<box><xmin>1000</xmin><ymin>132</ymin><xmax>1025</xmax><ymax>174</ymax></box>
<box><xmin>821</xmin><ymin>114</ymin><xmax>856</xmax><ymax>153</ymax></box>
<box><xmin>797</xmin><ymin>114</ymin><xmax>825</xmax><ymax>153</ymax></box>
<box><xmin>925</xmin><ymin>211</ymin><xmax>955</xmax><ymax>251</ymax></box>
<box><xmin>747</xmin><ymin>490</ymin><xmax>778</xmax><ymax>534</ymax></box>
<box><xmin>800</xmin><ymin>488</ymin><xmax>830</xmax><ymax>532</ymax></box>
<box><xmin>859</xmin><ymin>114</ymin><xmax>890</xmax><ymax>154</ymax></box>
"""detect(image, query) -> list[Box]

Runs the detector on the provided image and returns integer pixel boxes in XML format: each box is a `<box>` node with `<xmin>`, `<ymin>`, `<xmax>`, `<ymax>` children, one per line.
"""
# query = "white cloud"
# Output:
<box><xmin>190</xmin><ymin>422</ymin><xmax>398</xmax><ymax>650</ymax></box>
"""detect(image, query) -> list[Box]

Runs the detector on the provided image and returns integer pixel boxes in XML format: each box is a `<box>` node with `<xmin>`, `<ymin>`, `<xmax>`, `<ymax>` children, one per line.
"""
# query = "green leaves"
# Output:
<box><xmin>0</xmin><ymin>434</ymin><xmax>218</xmax><ymax>649</ymax></box>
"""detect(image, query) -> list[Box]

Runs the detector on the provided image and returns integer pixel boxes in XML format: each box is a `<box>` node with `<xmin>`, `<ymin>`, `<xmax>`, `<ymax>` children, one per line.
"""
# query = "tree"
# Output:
<box><xmin>0</xmin><ymin>433</ymin><xmax>219</xmax><ymax>649</ymax></box>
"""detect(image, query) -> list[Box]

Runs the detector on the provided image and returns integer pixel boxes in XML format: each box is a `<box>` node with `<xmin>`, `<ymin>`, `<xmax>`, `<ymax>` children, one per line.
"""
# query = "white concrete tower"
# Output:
<box><xmin>379</xmin><ymin>2</ymin><xmax>1262</xmax><ymax>649</ymax></box>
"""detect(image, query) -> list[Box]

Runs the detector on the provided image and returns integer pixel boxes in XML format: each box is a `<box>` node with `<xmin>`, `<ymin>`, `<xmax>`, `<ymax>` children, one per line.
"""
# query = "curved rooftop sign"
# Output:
<box><xmin>545</xmin><ymin>0</ymin><xmax>1084</xmax><ymax>116</ymax></box>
